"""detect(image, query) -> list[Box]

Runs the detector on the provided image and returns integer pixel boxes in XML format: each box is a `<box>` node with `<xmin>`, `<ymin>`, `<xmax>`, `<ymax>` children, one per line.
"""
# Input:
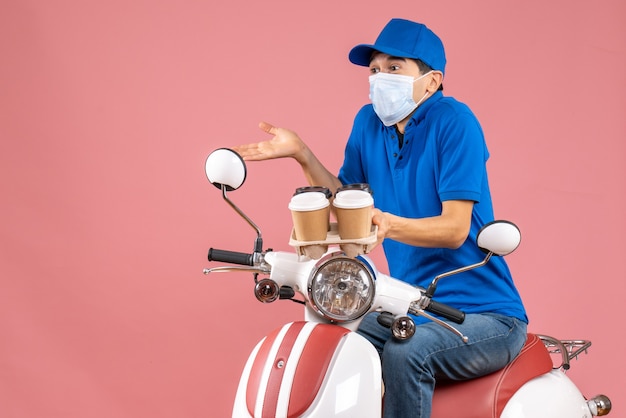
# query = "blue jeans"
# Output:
<box><xmin>357</xmin><ymin>312</ymin><xmax>528</xmax><ymax>418</ymax></box>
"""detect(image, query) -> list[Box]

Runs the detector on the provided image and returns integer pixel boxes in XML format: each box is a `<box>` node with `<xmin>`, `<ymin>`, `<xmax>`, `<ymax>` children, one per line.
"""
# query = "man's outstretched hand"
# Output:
<box><xmin>232</xmin><ymin>121</ymin><xmax>306</xmax><ymax>162</ymax></box>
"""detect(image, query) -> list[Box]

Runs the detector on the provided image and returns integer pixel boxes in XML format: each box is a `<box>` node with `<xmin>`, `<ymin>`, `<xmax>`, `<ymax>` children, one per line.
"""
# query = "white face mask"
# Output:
<box><xmin>369</xmin><ymin>71</ymin><xmax>432</xmax><ymax>126</ymax></box>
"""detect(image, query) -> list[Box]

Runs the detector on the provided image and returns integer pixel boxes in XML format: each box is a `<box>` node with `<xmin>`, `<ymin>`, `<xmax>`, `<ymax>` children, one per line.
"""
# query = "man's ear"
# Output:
<box><xmin>427</xmin><ymin>71</ymin><xmax>444</xmax><ymax>93</ymax></box>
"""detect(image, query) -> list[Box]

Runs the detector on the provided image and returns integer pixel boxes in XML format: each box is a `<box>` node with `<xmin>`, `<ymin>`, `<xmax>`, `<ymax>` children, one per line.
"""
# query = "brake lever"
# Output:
<box><xmin>203</xmin><ymin>266</ymin><xmax>270</xmax><ymax>275</ymax></box>
<box><xmin>409</xmin><ymin>302</ymin><xmax>469</xmax><ymax>343</ymax></box>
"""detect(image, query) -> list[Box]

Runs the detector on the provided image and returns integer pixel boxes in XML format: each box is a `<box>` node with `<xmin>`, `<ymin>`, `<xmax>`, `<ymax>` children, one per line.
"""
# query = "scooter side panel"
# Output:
<box><xmin>500</xmin><ymin>370</ymin><xmax>593</xmax><ymax>418</ymax></box>
<box><xmin>301</xmin><ymin>331</ymin><xmax>382</xmax><ymax>418</ymax></box>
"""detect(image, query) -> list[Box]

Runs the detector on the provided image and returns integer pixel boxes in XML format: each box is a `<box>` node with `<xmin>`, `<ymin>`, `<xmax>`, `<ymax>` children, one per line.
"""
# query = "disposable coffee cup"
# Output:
<box><xmin>289</xmin><ymin>191</ymin><xmax>330</xmax><ymax>241</ymax></box>
<box><xmin>333</xmin><ymin>189</ymin><xmax>374</xmax><ymax>239</ymax></box>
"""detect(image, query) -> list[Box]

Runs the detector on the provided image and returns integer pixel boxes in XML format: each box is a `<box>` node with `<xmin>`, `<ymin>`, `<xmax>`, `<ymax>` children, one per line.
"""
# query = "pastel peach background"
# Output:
<box><xmin>1</xmin><ymin>1</ymin><xmax>624</xmax><ymax>417</ymax></box>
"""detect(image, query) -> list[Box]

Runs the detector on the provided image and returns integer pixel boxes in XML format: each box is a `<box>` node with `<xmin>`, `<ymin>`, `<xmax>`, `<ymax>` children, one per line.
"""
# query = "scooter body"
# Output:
<box><xmin>232</xmin><ymin>323</ymin><xmax>606</xmax><ymax>418</ymax></box>
<box><xmin>202</xmin><ymin>148</ymin><xmax>612</xmax><ymax>418</ymax></box>
<box><xmin>227</xmin><ymin>252</ymin><xmax>610</xmax><ymax>418</ymax></box>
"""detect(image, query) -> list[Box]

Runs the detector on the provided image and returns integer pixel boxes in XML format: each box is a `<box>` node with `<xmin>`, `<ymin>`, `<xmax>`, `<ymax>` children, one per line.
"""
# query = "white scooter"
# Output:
<box><xmin>202</xmin><ymin>148</ymin><xmax>612</xmax><ymax>418</ymax></box>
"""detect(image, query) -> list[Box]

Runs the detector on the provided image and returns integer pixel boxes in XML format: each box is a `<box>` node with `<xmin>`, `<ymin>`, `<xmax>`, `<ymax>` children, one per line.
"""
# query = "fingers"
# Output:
<box><xmin>371</xmin><ymin>209</ymin><xmax>388</xmax><ymax>244</ymax></box>
<box><xmin>258</xmin><ymin>121</ymin><xmax>277</xmax><ymax>136</ymax></box>
<box><xmin>231</xmin><ymin>143</ymin><xmax>264</xmax><ymax>161</ymax></box>
<box><xmin>371</xmin><ymin>208</ymin><xmax>384</xmax><ymax>225</ymax></box>
<box><xmin>230</xmin><ymin>122</ymin><xmax>276</xmax><ymax>161</ymax></box>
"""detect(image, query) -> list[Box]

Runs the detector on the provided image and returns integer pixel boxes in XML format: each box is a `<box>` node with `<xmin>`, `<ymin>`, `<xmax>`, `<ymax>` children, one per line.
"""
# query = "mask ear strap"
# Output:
<box><xmin>412</xmin><ymin>70</ymin><xmax>433</xmax><ymax>83</ymax></box>
<box><xmin>414</xmin><ymin>91</ymin><xmax>429</xmax><ymax>108</ymax></box>
<box><xmin>413</xmin><ymin>71</ymin><xmax>433</xmax><ymax>107</ymax></box>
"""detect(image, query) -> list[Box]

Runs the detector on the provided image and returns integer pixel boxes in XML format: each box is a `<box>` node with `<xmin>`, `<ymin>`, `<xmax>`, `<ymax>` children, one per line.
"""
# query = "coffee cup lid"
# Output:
<box><xmin>333</xmin><ymin>189</ymin><xmax>374</xmax><ymax>209</ymax></box>
<box><xmin>336</xmin><ymin>183</ymin><xmax>373</xmax><ymax>196</ymax></box>
<box><xmin>294</xmin><ymin>186</ymin><xmax>332</xmax><ymax>199</ymax></box>
<box><xmin>288</xmin><ymin>191</ymin><xmax>330</xmax><ymax>211</ymax></box>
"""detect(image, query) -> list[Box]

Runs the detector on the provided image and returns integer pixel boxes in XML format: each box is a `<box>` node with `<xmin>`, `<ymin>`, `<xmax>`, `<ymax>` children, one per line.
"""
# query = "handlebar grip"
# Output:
<box><xmin>208</xmin><ymin>248</ymin><xmax>254</xmax><ymax>266</ymax></box>
<box><xmin>425</xmin><ymin>300</ymin><xmax>465</xmax><ymax>324</ymax></box>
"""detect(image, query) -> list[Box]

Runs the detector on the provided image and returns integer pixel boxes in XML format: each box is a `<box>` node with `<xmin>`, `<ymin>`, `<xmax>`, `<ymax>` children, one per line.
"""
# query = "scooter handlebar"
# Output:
<box><xmin>208</xmin><ymin>248</ymin><xmax>254</xmax><ymax>266</ymax></box>
<box><xmin>425</xmin><ymin>300</ymin><xmax>466</xmax><ymax>324</ymax></box>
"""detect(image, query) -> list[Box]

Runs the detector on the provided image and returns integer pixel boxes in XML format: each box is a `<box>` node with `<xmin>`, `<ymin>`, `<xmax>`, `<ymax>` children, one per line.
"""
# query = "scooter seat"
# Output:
<box><xmin>431</xmin><ymin>333</ymin><xmax>553</xmax><ymax>418</ymax></box>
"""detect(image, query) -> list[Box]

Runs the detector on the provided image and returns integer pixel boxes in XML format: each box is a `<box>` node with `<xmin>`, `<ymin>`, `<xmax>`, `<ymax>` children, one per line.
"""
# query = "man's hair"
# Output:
<box><xmin>415</xmin><ymin>59</ymin><xmax>444</xmax><ymax>92</ymax></box>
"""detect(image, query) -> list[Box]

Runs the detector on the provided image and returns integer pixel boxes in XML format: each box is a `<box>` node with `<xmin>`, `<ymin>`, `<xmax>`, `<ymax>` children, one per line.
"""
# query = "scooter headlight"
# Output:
<box><xmin>308</xmin><ymin>254</ymin><xmax>375</xmax><ymax>322</ymax></box>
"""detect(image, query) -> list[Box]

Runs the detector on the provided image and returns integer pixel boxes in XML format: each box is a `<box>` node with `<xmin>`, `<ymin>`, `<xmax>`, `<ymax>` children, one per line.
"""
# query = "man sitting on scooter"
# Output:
<box><xmin>233</xmin><ymin>18</ymin><xmax>528</xmax><ymax>418</ymax></box>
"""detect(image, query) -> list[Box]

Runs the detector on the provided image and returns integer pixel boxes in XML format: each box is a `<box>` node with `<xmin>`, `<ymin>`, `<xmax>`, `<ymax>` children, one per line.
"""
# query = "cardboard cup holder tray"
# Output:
<box><xmin>289</xmin><ymin>222</ymin><xmax>377</xmax><ymax>259</ymax></box>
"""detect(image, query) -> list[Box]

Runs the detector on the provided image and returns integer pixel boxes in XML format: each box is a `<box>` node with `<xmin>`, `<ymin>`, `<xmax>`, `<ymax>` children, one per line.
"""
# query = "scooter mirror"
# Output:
<box><xmin>476</xmin><ymin>220</ymin><xmax>521</xmax><ymax>256</ymax></box>
<box><xmin>205</xmin><ymin>148</ymin><xmax>247</xmax><ymax>191</ymax></box>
